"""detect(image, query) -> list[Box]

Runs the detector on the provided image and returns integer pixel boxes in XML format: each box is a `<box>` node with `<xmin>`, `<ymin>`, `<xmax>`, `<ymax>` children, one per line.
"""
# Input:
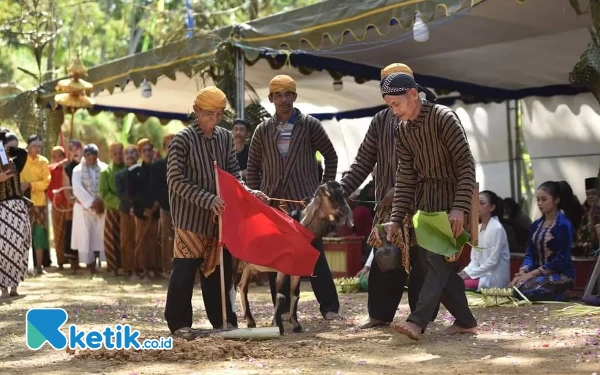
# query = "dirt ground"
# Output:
<box><xmin>1</xmin><ymin>269</ymin><xmax>600</xmax><ymax>375</ymax></box>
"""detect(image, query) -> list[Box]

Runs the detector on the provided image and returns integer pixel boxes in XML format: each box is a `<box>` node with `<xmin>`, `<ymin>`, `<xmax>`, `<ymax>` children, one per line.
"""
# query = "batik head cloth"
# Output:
<box><xmin>380</xmin><ymin>63</ymin><xmax>414</xmax><ymax>79</ymax></box>
<box><xmin>380</xmin><ymin>72</ymin><xmax>419</xmax><ymax>97</ymax></box>
<box><xmin>585</xmin><ymin>177</ymin><xmax>598</xmax><ymax>190</ymax></box>
<box><xmin>194</xmin><ymin>86</ymin><xmax>227</xmax><ymax>110</ymax></box>
<box><xmin>269</xmin><ymin>75</ymin><xmax>296</xmax><ymax>94</ymax></box>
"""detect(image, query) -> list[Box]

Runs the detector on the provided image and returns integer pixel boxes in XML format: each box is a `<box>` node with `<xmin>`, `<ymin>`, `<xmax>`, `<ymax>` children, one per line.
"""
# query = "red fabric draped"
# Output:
<box><xmin>216</xmin><ymin>167</ymin><xmax>318</xmax><ymax>276</ymax></box>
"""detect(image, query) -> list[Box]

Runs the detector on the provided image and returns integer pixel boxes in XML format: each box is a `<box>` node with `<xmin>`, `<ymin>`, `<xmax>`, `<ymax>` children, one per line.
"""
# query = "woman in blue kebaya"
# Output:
<box><xmin>510</xmin><ymin>181</ymin><xmax>576</xmax><ymax>301</ymax></box>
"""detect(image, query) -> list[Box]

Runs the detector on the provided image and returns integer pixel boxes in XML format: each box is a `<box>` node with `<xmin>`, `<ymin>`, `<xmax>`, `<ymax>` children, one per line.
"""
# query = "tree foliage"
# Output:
<box><xmin>0</xmin><ymin>0</ymin><xmax>319</xmax><ymax>155</ymax></box>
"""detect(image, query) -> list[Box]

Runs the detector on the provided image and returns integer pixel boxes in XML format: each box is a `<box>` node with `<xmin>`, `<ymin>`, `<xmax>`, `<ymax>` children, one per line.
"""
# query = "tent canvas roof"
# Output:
<box><xmin>39</xmin><ymin>0</ymin><xmax>593</xmax><ymax>121</ymax></box>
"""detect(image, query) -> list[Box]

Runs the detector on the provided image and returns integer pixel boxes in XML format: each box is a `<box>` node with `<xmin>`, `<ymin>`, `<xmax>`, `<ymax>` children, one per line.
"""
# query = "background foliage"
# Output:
<box><xmin>0</xmin><ymin>0</ymin><xmax>319</xmax><ymax>157</ymax></box>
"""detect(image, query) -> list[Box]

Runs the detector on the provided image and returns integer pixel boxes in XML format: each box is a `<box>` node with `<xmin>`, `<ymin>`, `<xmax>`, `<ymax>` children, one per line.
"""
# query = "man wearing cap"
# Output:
<box><xmin>164</xmin><ymin>86</ymin><xmax>268</xmax><ymax>337</ymax></box>
<box><xmin>247</xmin><ymin>74</ymin><xmax>340</xmax><ymax>320</ymax></box>
<box><xmin>20</xmin><ymin>135</ymin><xmax>52</xmax><ymax>275</ymax></box>
<box><xmin>99</xmin><ymin>142</ymin><xmax>125</xmax><ymax>275</ymax></box>
<box><xmin>380</xmin><ymin>72</ymin><xmax>478</xmax><ymax>340</ymax></box>
<box><xmin>115</xmin><ymin>145</ymin><xmax>139</xmax><ymax>279</ymax></box>
<box><xmin>232</xmin><ymin>119</ymin><xmax>251</xmax><ymax>181</ymax></box>
<box><xmin>341</xmin><ymin>63</ymin><xmax>432</xmax><ymax>329</ymax></box>
<box><xmin>71</xmin><ymin>144</ymin><xmax>108</xmax><ymax>275</ymax></box>
<box><xmin>129</xmin><ymin>138</ymin><xmax>161</xmax><ymax>282</ymax></box>
<box><xmin>574</xmin><ymin>177</ymin><xmax>600</xmax><ymax>256</ymax></box>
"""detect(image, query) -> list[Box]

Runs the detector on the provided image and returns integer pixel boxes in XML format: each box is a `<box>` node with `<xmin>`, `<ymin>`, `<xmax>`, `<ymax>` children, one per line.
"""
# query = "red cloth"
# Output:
<box><xmin>464</xmin><ymin>278</ymin><xmax>479</xmax><ymax>290</ymax></box>
<box><xmin>352</xmin><ymin>206</ymin><xmax>373</xmax><ymax>237</ymax></box>
<box><xmin>216</xmin><ymin>167</ymin><xmax>319</xmax><ymax>276</ymax></box>
<box><xmin>47</xmin><ymin>165</ymin><xmax>66</xmax><ymax>206</ymax></box>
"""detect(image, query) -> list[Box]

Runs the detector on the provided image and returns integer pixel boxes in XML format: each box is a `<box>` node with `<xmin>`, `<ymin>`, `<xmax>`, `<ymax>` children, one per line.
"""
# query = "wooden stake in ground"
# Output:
<box><xmin>214</xmin><ymin>160</ymin><xmax>228</xmax><ymax>330</ymax></box>
<box><xmin>209</xmin><ymin>161</ymin><xmax>280</xmax><ymax>340</ymax></box>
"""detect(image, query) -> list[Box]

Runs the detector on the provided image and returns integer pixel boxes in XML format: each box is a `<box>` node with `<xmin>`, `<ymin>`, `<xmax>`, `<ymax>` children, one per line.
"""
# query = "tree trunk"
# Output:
<box><xmin>127</xmin><ymin>0</ymin><xmax>144</xmax><ymax>56</ymax></box>
<box><xmin>100</xmin><ymin>0</ymin><xmax>113</xmax><ymax>62</ymax></box>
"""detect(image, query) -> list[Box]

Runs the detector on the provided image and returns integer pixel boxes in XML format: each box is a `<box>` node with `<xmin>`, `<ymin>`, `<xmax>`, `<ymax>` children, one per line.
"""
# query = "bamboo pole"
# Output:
<box><xmin>211</xmin><ymin>161</ymin><xmax>280</xmax><ymax>340</ymax></box>
<box><xmin>214</xmin><ymin>160</ymin><xmax>227</xmax><ymax>330</ymax></box>
<box><xmin>470</xmin><ymin>183</ymin><xmax>480</xmax><ymax>246</ymax></box>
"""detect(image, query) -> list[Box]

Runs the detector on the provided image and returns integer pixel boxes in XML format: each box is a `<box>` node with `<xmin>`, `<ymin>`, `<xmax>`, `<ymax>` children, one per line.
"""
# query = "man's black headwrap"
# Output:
<box><xmin>379</xmin><ymin>72</ymin><xmax>438</xmax><ymax>103</ymax></box>
<box><xmin>83</xmin><ymin>143</ymin><xmax>99</xmax><ymax>156</ymax></box>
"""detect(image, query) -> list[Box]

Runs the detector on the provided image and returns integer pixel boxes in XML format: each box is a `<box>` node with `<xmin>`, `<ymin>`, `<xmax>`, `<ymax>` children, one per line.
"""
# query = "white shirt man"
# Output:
<box><xmin>71</xmin><ymin>144</ymin><xmax>108</xmax><ymax>273</ymax></box>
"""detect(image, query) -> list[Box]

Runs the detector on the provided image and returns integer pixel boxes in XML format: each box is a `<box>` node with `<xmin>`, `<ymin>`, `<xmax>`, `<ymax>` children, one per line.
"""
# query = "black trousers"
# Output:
<box><xmin>268</xmin><ymin>238</ymin><xmax>339</xmax><ymax>316</ymax></box>
<box><xmin>407</xmin><ymin>246</ymin><xmax>477</xmax><ymax>330</ymax></box>
<box><xmin>368</xmin><ymin>246</ymin><xmax>439</xmax><ymax>322</ymax></box>
<box><xmin>164</xmin><ymin>250</ymin><xmax>237</xmax><ymax>333</ymax></box>
<box><xmin>32</xmin><ymin>249</ymin><xmax>52</xmax><ymax>267</ymax></box>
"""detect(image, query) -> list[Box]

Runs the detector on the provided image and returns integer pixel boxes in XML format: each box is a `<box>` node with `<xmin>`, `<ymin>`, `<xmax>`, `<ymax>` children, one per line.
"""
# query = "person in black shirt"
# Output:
<box><xmin>232</xmin><ymin>119</ymin><xmax>250</xmax><ymax>181</ymax></box>
<box><xmin>129</xmin><ymin>138</ymin><xmax>160</xmax><ymax>283</ymax></box>
<box><xmin>151</xmin><ymin>134</ymin><xmax>174</xmax><ymax>276</ymax></box>
<box><xmin>115</xmin><ymin>145</ymin><xmax>138</xmax><ymax>279</ymax></box>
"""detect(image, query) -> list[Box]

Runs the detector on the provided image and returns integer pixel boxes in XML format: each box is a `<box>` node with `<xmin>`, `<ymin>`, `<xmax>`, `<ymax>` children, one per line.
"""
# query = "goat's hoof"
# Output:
<box><xmin>247</xmin><ymin>320</ymin><xmax>256</xmax><ymax>328</ymax></box>
<box><xmin>292</xmin><ymin>324</ymin><xmax>303</xmax><ymax>333</ymax></box>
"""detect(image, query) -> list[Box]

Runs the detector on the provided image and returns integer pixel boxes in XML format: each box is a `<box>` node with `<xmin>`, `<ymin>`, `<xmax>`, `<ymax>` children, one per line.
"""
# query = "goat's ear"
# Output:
<box><xmin>302</xmin><ymin>193</ymin><xmax>322</xmax><ymax>225</ymax></box>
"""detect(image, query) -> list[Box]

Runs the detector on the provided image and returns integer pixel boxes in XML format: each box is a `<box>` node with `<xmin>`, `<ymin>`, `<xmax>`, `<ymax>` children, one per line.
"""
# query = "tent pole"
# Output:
<box><xmin>515</xmin><ymin>100</ymin><xmax>523</xmax><ymax>204</ymax></box>
<box><xmin>234</xmin><ymin>44</ymin><xmax>245</xmax><ymax>119</ymax></box>
<box><xmin>506</xmin><ymin>100</ymin><xmax>516</xmax><ymax>199</ymax></box>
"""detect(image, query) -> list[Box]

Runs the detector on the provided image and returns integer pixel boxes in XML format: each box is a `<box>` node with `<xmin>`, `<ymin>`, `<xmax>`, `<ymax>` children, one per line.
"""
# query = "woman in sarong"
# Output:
<box><xmin>511</xmin><ymin>181</ymin><xmax>576</xmax><ymax>301</ymax></box>
<box><xmin>47</xmin><ymin>146</ymin><xmax>69</xmax><ymax>269</ymax></box>
<box><xmin>0</xmin><ymin>129</ymin><xmax>32</xmax><ymax>298</ymax></box>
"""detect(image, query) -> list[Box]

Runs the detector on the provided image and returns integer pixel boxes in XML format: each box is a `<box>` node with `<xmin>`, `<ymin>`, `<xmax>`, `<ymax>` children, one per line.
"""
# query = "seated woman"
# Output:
<box><xmin>459</xmin><ymin>190</ymin><xmax>510</xmax><ymax>290</ymax></box>
<box><xmin>510</xmin><ymin>181</ymin><xmax>576</xmax><ymax>301</ymax></box>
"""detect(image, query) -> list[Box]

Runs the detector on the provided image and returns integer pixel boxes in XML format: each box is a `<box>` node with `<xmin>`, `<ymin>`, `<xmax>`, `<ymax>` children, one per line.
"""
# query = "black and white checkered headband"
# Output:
<box><xmin>380</xmin><ymin>72</ymin><xmax>418</xmax><ymax>97</ymax></box>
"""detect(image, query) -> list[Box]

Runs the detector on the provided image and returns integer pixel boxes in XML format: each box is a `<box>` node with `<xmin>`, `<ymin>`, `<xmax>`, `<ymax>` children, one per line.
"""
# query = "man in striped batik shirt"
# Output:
<box><xmin>380</xmin><ymin>72</ymin><xmax>478</xmax><ymax>341</ymax></box>
<box><xmin>164</xmin><ymin>86</ymin><xmax>267</xmax><ymax>338</ymax></box>
<box><xmin>247</xmin><ymin>75</ymin><xmax>340</xmax><ymax>320</ymax></box>
<box><xmin>341</xmin><ymin>63</ymin><xmax>433</xmax><ymax>330</ymax></box>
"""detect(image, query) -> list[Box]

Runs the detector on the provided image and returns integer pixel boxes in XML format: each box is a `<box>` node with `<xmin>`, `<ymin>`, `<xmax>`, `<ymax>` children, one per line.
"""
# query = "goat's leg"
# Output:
<box><xmin>239</xmin><ymin>268</ymin><xmax>256</xmax><ymax>328</ymax></box>
<box><xmin>272</xmin><ymin>272</ymin><xmax>287</xmax><ymax>335</ymax></box>
<box><xmin>289</xmin><ymin>275</ymin><xmax>303</xmax><ymax>333</ymax></box>
<box><xmin>231</xmin><ymin>257</ymin><xmax>240</xmax><ymax>289</ymax></box>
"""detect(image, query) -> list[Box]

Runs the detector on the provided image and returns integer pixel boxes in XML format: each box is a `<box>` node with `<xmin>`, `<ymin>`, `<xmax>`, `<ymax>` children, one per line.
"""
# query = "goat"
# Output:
<box><xmin>235</xmin><ymin>180</ymin><xmax>352</xmax><ymax>335</ymax></box>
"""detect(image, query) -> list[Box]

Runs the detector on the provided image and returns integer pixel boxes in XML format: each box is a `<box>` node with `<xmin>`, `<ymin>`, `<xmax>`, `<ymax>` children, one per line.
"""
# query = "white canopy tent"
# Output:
<box><xmin>44</xmin><ymin>0</ymin><xmax>598</xmax><ymax>209</ymax></box>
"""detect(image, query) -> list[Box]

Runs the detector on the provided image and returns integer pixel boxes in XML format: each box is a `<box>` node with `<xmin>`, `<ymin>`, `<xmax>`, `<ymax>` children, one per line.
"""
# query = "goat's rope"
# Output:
<box><xmin>211</xmin><ymin>197</ymin><xmax>307</xmax><ymax>223</ymax></box>
<box><xmin>51</xmin><ymin>186</ymin><xmax>74</xmax><ymax>213</ymax></box>
<box><xmin>348</xmin><ymin>198</ymin><xmax>378</xmax><ymax>204</ymax></box>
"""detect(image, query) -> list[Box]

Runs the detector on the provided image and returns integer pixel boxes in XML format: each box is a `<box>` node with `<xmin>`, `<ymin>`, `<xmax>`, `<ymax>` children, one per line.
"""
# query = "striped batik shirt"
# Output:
<box><xmin>167</xmin><ymin>121</ymin><xmax>242</xmax><ymax>236</ymax></box>
<box><xmin>340</xmin><ymin>108</ymin><xmax>398</xmax><ymax>224</ymax></box>
<box><xmin>390</xmin><ymin>100</ymin><xmax>475</xmax><ymax>224</ymax></box>
<box><xmin>247</xmin><ymin>109</ymin><xmax>337</xmax><ymax>211</ymax></box>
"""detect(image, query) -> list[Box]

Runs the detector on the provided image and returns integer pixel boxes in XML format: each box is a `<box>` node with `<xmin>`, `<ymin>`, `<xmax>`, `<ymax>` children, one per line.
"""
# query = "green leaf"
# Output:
<box><xmin>17</xmin><ymin>66</ymin><xmax>38</xmax><ymax>80</ymax></box>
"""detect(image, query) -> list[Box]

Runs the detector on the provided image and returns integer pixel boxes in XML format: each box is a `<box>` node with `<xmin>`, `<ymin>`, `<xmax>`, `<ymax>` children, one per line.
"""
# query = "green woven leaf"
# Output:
<box><xmin>412</xmin><ymin>211</ymin><xmax>470</xmax><ymax>258</ymax></box>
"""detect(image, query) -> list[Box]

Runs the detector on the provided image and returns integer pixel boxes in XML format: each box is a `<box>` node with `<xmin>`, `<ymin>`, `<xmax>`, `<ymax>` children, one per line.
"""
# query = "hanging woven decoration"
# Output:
<box><xmin>54</xmin><ymin>53</ymin><xmax>95</xmax><ymax>140</ymax></box>
<box><xmin>569</xmin><ymin>0</ymin><xmax>600</xmax><ymax>103</ymax></box>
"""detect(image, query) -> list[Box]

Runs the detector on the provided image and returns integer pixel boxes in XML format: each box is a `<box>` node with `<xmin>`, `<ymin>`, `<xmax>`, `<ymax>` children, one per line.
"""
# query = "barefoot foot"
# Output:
<box><xmin>358</xmin><ymin>317</ymin><xmax>389</xmax><ymax>329</ymax></box>
<box><xmin>323</xmin><ymin>312</ymin><xmax>341</xmax><ymax>320</ymax></box>
<box><xmin>390</xmin><ymin>321</ymin><xmax>422</xmax><ymax>341</ymax></box>
<box><xmin>444</xmin><ymin>324</ymin><xmax>478</xmax><ymax>335</ymax></box>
